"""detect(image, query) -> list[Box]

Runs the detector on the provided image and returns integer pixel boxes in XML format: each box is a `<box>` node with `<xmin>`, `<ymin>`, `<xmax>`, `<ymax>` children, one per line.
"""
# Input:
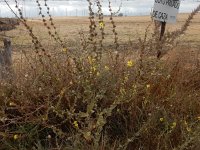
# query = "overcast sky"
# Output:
<box><xmin>0</xmin><ymin>0</ymin><xmax>199</xmax><ymax>17</ymax></box>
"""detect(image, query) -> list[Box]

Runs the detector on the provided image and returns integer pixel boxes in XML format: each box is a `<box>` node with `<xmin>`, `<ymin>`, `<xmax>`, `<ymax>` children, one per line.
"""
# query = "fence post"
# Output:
<box><xmin>0</xmin><ymin>38</ymin><xmax>12</xmax><ymax>78</ymax></box>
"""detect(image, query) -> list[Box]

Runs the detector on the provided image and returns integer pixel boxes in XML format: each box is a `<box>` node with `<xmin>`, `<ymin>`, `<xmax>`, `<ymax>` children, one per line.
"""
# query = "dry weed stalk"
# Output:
<box><xmin>108</xmin><ymin>0</ymin><xmax>119</xmax><ymax>50</ymax></box>
<box><xmin>35</xmin><ymin>0</ymin><xmax>65</xmax><ymax>49</ymax></box>
<box><xmin>87</xmin><ymin>0</ymin><xmax>97</xmax><ymax>52</ymax></box>
<box><xmin>159</xmin><ymin>4</ymin><xmax>200</xmax><ymax>57</ymax></box>
<box><xmin>4</xmin><ymin>0</ymin><xmax>51</xmax><ymax>61</ymax></box>
<box><xmin>96</xmin><ymin>0</ymin><xmax>104</xmax><ymax>60</ymax></box>
<box><xmin>170</xmin><ymin>4</ymin><xmax>200</xmax><ymax>41</ymax></box>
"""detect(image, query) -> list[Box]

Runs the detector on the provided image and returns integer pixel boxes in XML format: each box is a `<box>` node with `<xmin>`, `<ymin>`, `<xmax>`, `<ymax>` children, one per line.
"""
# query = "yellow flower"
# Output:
<box><xmin>197</xmin><ymin>116</ymin><xmax>200</xmax><ymax>120</ymax></box>
<box><xmin>173</xmin><ymin>122</ymin><xmax>177</xmax><ymax>126</ymax></box>
<box><xmin>127</xmin><ymin>60</ymin><xmax>134</xmax><ymax>67</ymax></box>
<box><xmin>186</xmin><ymin>127</ymin><xmax>192</xmax><ymax>132</ymax></box>
<box><xmin>9</xmin><ymin>102</ymin><xmax>17</xmax><ymax>107</ymax></box>
<box><xmin>146</xmin><ymin>84</ymin><xmax>150</xmax><ymax>89</ymax></box>
<box><xmin>104</xmin><ymin>65</ymin><xmax>109</xmax><ymax>71</ymax></box>
<box><xmin>62</xmin><ymin>48</ymin><xmax>67</xmax><ymax>53</ymax></box>
<box><xmin>171</xmin><ymin>122</ymin><xmax>177</xmax><ymax>128</ymax></box>
<box><xmin>184</xmin><ymin>120</ymin><xmax>188</xmax><ymax>125</ymax></box>
<box><xmin>90</xmin><ymin>66</ymin><xmax>97</xmax><ymax>72</ymax></box>
<box><xmin>42</xmin><ymin>115</ymin><xmax>48</xmax><ymax>121</ymax></box>
<box><xmin>184</xmin><ymin>120</ymin><xmax>192</xmax><ymax>132</ymax></box>
<box><xmin>88</xmin><ymin>56</ymin><xmax>95</xmax><ymax>64</ymax></box>
<box><xmin>73</xmin><ymin>121</ymin><xmax>79</xmax><ymax>128</ymax></box>
<box><xmin>13</xmin><ymin>134</ymin><xmax>18</xmax><ymax>140</ymax></box>
<box><xmin>99</xmin><ymin>21</ymin><xmax>105</xmax><ymax>29</ymax></box>
<box><xmin>83</xmin><ymin>131</ymin><xmax>92</xmax><ymax>142</ymax></box>
<box><xmin>124</xmin><ymin>76</ymin><xmax>129</xmax><ymax>82</ymax></box>
<box><xmin>160</xmin><ymin>118</ymin><xmax>164</xmax><ymax>122</ymax></box>
<box><xmin>167</xmin><ymin>75</ymin><xmax>171</xmax><ymax>79</ymax></box>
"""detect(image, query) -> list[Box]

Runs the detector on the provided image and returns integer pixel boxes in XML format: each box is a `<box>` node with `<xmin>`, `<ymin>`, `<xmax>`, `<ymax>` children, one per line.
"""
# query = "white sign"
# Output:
<box><xmin>152</xmin><ymin>0</ymin><xmax>181</xmax><ymax>23</ymax></box>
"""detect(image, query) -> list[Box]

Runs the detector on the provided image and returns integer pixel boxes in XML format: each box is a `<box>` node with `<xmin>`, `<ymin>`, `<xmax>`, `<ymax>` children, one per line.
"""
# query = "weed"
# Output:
<box><xmin>0</xmin><ymin>1</ymin><xmax>200</xmax><ymax>150</ymax></box>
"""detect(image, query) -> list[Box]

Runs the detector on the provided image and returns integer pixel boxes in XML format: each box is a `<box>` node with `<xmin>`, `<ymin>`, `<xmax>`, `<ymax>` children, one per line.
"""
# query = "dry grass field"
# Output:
<box><xmin>3</xmin><ymin>13</ymin><xmax>200</xmax><ymax>48</ymax></box>
<box><xmin>2</xmin><ymin>13</ymin><xmax>200</xmax><ymax>62</ymax></box>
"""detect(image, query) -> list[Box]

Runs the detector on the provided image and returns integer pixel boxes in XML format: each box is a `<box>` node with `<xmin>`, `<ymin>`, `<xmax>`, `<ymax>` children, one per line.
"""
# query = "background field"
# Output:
<box><xmin>1</xmin><ymin>13</ymin><xmax>199</xmax><ymax>68</ymax></box>
<box><xmin>3</xmin><ymin>13</ymin><xmax>200</xmax><ymax>51</ymax></box>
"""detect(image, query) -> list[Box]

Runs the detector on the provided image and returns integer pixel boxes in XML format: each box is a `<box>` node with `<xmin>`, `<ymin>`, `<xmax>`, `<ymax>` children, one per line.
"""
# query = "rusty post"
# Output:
<box><xmin>157</xmin><ymin>21</ymin><xmax>166</xmax><ymax>59</ymax></box>
<box><xmin>160</xmin><ymin>21</ymin><xmax>166</xmax><ymax>41</ymax></box>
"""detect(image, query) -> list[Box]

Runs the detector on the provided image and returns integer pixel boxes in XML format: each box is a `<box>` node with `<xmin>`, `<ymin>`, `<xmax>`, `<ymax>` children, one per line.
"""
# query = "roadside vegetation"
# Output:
<box><xmin>0</xmin><ymin>0</ymin><xmax>200</xmax><ymax>149</ymax></box>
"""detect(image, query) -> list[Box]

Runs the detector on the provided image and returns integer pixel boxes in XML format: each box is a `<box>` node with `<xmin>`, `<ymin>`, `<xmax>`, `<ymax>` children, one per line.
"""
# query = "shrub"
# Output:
<box><xmin>0</xmin><ymin>0</ymin><xmax>200</xmax><ymax>150</ymax></box>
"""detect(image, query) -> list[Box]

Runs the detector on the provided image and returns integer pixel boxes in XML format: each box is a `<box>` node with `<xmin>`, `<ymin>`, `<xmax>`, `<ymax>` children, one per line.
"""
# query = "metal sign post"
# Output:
<box><xmin>160</xmin><ymin>21</ymin><xmax>166</xmax><ymax>41</ymax></box>
<box><xmin>152</xmin><ymin>0</ymin><xmax>181</xmax><ymax>58</ymax></box>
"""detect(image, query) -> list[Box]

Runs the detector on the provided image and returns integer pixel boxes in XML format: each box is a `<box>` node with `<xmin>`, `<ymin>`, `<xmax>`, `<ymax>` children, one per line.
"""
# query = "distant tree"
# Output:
<box><xmin>118</xmin><ymin>13</ymin><xmax>123</xmax><ymax>17</ymax></box>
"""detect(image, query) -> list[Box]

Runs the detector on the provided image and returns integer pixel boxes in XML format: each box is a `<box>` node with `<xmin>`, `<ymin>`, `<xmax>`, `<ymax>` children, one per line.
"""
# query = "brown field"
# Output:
<box><xmin>2</xmin><ymin>13</ymin><xmax>198</xmax><ymax>70</ymax></box>
<box><xmin>3</xmin><ymin>13</ymin><xmax>200</xmax><ymax>54</ymax></box>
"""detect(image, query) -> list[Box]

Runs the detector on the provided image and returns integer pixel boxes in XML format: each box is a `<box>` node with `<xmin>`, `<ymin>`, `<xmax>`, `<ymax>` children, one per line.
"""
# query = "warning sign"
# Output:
<box><xmin>152</xmin><ymin>0</ymin><xmax>181</xmax><ymax>23</ymax></box>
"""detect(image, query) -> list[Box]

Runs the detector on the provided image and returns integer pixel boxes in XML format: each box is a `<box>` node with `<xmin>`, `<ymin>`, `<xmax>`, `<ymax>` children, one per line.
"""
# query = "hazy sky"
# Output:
<box><xmin>0</xmin><ymin>0</ymin><xmax>199</xmax><ymax>17</ymax></box>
